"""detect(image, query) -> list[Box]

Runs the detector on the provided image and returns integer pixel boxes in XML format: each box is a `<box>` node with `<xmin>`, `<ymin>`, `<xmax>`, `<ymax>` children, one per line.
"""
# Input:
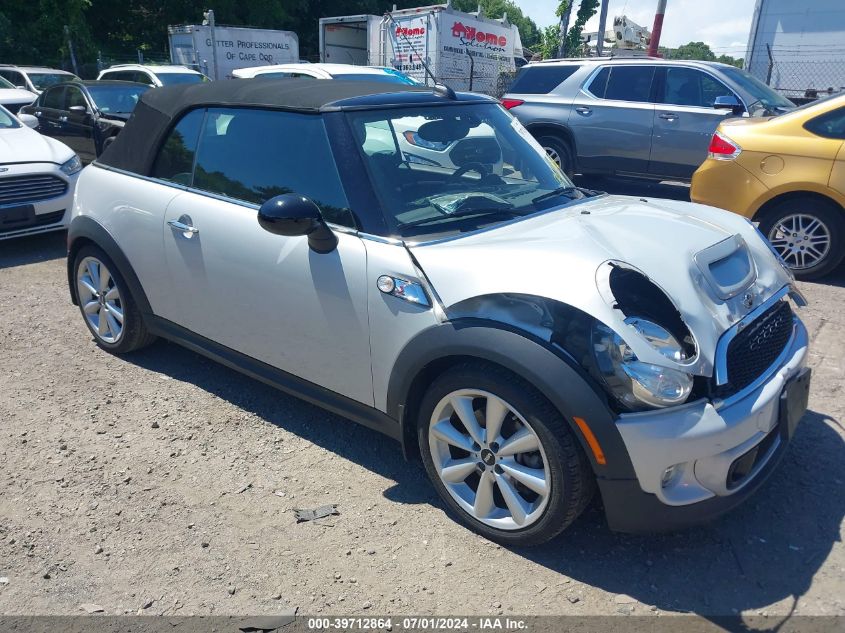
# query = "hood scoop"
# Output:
<box><xmin>694</xmin><ymin>235</ymin><xmax>757</xmax><ymax>301</ymax></box>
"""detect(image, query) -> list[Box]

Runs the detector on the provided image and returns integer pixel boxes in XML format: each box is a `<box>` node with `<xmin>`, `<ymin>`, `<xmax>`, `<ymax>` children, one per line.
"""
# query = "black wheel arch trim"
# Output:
<box><xmin>387</xmin><ymin>318</ymin><xmax>635</xmax><ymax>479</ymax></box>
<box><xmin>66</xmin><ymin>215</ymin><xmax>153</xmax><ymax>316</ymax></box>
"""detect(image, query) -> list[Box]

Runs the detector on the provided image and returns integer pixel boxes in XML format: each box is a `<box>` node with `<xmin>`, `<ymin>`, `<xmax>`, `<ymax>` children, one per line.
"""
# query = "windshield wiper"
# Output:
<box><xmin>531</xmin><ymin>186</ymin><xmax>597</xmax><ymax>206</ymax></box>
<box><xmin>397</xmin><ymin>207</ymin><xmax>524</xmax><ymax>231</ymax></box>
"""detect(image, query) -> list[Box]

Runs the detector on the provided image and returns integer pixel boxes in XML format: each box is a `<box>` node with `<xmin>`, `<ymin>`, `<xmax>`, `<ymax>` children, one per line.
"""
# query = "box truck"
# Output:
<box><xmin>318</xmin><ymin>2</ymin><xmax>526</xmax><ymax>96</ymax></box>
<box><xmin>168</xmin><ymin>24</ymin><xmax>299</xmax><ymax>80</ymax></box>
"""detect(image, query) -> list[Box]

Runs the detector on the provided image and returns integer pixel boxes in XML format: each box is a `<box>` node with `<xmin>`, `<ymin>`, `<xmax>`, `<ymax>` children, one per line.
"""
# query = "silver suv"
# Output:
<box><xmin>68</xmin><ymin>80</ymin><xmax>810</xmax><ymax>545</ymax></box>
<box><xmin>502</xmin><ymin>58</ymin><xmax>795</xmax><ymax>180</ymax></box>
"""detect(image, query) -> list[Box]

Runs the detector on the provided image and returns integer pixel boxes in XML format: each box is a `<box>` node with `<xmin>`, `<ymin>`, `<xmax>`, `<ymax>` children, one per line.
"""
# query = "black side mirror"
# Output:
<box><xmin>257</xmin><ymin>194</ymin><xmax>338</xmax><ymax>254</ymax></box>
<box><xmin>713</xmin><ymin>95</ymin><xmax>743</xmax><ymax>115</ymax></box>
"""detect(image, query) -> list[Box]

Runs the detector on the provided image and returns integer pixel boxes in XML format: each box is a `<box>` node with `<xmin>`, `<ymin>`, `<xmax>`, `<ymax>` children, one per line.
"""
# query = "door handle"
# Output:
<box><xmin>575</xmin><ymin>106</ymin><xmax>592</xmax><ymax>116</ymax></box>
<box><xmin>168</xmin><ymin>219</ymin><xmax>199</xmax><ymax>236</ymax></box>
<box><xmin>658</xmin><ymin>112</ymin><xmax>679</xmax><ymax>121</ymax></box>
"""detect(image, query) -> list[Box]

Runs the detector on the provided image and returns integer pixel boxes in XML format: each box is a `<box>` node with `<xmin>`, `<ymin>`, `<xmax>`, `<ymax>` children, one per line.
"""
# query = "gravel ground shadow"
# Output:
<box><xmin>125</xmin><ymin>340</ymin><xmax>843</xmax><ymax>622</ymax></box>
<box><xmin>0</xmin><ymin>231</ymin><xmax>67</xmax><ymax>270</ymax></box>
<box><xmin>512</xmin><ymin>410</ymin><xmax>844</xmax><ymax>624</ymax></box>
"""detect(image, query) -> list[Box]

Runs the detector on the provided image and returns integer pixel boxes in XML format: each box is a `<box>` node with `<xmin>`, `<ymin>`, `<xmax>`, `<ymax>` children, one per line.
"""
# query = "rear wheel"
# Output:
<box><xmin>536</xmin><ymin>135</ymin><xmax>574</xmax><ymax>177</ymax></box>
<box><xmin>73</xmin><ymin>244</ymin><xmax>156</xmax><ymax>353</ymax></box>
<box><xmin>418</xmin><ymin>362</ymin><xmax>594</xmax><ymax>545</ymax></box>
<box><xmin>758</xmin><ymin>197</ymin><xmax>845</xmax><ymax>280</ymax></box>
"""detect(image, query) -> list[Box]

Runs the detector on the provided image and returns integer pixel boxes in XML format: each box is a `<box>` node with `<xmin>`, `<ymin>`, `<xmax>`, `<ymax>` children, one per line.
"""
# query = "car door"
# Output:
<box><xmin>566</xmin><ymin>64</ymin><xmax>656</xmax><ymax>175</ymax></box>
<box><xmin>62</xmin><ymin>84</ymin><xmax>97</xmax><ymax>162</ymax></box>
<box><xmin>649</xmin><ymin>66</ymin><xmax>736</xmax><ymax>179</ymax></box>
<box><xmin>155</xmin><ymin>107</ymin><xmax>374</xmax><ymax>405</ymax></box>
<box><xmin>29</xmin><ymin>85</ymin><xmax>65</xmax><ymax>137</ymax></box>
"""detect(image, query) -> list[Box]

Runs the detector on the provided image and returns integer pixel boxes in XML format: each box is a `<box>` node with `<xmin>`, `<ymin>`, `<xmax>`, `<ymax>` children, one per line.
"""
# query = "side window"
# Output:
<box><xmin>255</xmin><ymin>71</ymin><xmax>293</xmax><ymax>79</ymax></box>
<box><xmin>603</xmin><ymin>66</ymin><xmax>655</xmax><ymax>102</ymax></box>
<box><xmin>138</xmin><ymin>72</ymin><xmax>156</xmax><ymax>85</ymax></box>
<box><xmin>65</xmin><ymin>86</ymin><xmax>88</xmax><ymax>110</ymax></box>
<box><xmin>192</xmin><ymin>108</ymin><xmax>355</xmax><ymax>227</ymax></box>
<box><xmin>662</xmin><ymin>67</ymin><xmax>734</xmax><ymax>108</ymax></box>
<box><xmin>586</xmin><ymin>67</ymin><xmax>610</xmax><ymax>98</ymax></box>
<box><xmin>152</xmin><ymin>108</ymin><xmax>204</xmax><ymax>185</ymax></box>
<box><xmin>507</xmin><ymin>65</ymin><xmax>581</xmax><ymax>94</ymax></box>
<box><xmin>42</xmin><ymin>86</ymin><xmax>65</xmax><ymax>109</ymax></box>
<box><xmin>804</xmin><ymin>107</ymin><xmax>845</xmax><ymax>139</ymax></box>
<box><xmin>0</xmin><ymin>70</ymin><xmax>22</xmax><ymax>86</ymax></box>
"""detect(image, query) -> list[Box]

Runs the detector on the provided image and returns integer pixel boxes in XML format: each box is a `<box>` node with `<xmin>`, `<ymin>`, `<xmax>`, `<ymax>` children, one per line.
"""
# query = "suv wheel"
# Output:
<box><xmin>418</xmin><ymin>362</ymin><xmax>594</xmax><ymax>545</ymax></box>
<box><xmin>758</xmin><ymin>197</ymin><xmax>845</xmax><ymax>280</ymax></box>
<box><xmin>73</xmin><ymin>244</ymin><xmax>156</xmax><ymax>353</ymax></box>
<box><xmin>536</xmin><ymin>135</ymin><xmax>574</xmax><ymax>177</ymax></box>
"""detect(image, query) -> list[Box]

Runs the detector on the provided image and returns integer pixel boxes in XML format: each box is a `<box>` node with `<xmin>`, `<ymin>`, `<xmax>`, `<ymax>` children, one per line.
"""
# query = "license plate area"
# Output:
<box><xmin>779</xmin><ymin>367</ymin><xmax>811</xmax><ymax>440</ymax></box>
<box><xmin>0</xmin><ymin>204</ymin><xmax>36</xmax><ymax>230</ymax></box>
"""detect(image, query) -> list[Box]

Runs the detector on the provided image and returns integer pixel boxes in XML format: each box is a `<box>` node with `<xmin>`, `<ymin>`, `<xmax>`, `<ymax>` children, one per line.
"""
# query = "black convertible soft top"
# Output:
<box><xmin>97</xmin><ymin>78</ymin><xmax>493</xmax><ymax>175</ymax></box>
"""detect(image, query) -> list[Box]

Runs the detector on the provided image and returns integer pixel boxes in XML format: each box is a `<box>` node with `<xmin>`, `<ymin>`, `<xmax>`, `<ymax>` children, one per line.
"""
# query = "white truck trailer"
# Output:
<box><xmin>318</xmin><ymin>2</ymin><xmax>525</xmax><ymax>96</ymax></box>
<box><xmin>168</xmin><ymin>24</ymin><xmax>299</xmax><ymax>80</ymax></box>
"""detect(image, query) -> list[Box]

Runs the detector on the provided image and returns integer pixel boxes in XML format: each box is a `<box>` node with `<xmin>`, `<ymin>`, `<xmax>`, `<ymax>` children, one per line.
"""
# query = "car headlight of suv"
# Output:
<box><xmin>60</xmin><ymin>155</ymin><xmax>82</xmax><ymax>176</ymax></box>
<box><xmin>591</xmin><ymin>318</ymin><xmax>693</xmax><ymax>410</ymax></box>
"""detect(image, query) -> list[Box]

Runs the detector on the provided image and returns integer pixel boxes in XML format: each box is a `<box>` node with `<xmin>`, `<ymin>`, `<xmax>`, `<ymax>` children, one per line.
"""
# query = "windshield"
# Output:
<box><xmin>0</xmin><ymin>105</ymin><xmax>20</xmax><ymax>128</ymax></box>
<box><xmin>334</xmin><ymin>71</ymin><xmax>419</xmax><ymax>85</ymax></box>
<box><xmin>156</xmin><ymin>73</ymin><xmax>207</xmax><ymax>86</ymax></box>
<box><xmin>346</xmin><ymin>103</ymin><xmax>589</xmax><ymax>239</ymax></box>
<box><xmin>28</xmin><ymin>72</ymin><xmax>77</xmax><ymax>91</ymax></box>
<box><xmin>720</xmin><ymin>66</ymin><xmax>794</xmax><ymax>115</ymax></box>
<box><xmin>87</xmin><ymin>84</ymin><xmax>150</xmax><ymax>113</ymax></box>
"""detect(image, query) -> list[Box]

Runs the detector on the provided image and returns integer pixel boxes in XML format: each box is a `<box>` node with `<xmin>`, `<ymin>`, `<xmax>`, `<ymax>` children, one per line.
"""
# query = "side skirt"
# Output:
<box><xmin>146</xmin><ymin>315</ymin><xmax>402</xmax><ymax>443</ymax></box>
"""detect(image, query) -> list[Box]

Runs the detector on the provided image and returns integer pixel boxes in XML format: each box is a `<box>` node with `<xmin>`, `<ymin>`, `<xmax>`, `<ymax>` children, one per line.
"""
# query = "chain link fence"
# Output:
<box><xmin>746</xmin><ymin>46</ymin><xmax>845</xmax><ymax>104</ymax></box>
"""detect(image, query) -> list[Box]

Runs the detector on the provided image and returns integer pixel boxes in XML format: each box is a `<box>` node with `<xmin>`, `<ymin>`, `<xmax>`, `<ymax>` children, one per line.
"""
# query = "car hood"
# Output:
<box><xmin>408</xmin><ymin>195</ymin><xmax>795</xmax><ymax>376</ymax></box>
<box><xmin>0</xmin><ymin>88</ymin><xmax>38</xmax><ymax>104</ymax></box>
<box><xmin>0</xmin><ymin>125</ymin><xmax>74</xmax><ymax>165</ymax></box>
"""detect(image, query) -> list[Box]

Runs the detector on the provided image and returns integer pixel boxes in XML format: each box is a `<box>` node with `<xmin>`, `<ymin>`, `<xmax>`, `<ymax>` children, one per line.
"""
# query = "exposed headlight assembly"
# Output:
<box><xmin>60</xmin><ymin>155</ymin><xmax>82</xmax><ymax>176</ymax></box>
<box><xmin>591</xmin><ymin>318</ymin><xmax>693</xmax><ymax>410</ymax></box>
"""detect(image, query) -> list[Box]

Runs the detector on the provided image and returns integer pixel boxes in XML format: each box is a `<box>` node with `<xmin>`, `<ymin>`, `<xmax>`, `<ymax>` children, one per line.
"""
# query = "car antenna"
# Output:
<box><xmin>384</xmin><ymin>11</ymin><xmax>455</xmax><ymax>99</ymax></box>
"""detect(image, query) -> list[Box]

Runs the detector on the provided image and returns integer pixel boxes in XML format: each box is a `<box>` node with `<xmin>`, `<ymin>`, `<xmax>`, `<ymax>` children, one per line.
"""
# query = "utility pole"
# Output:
<box><xmin>203</xmin><ymin>9</ymin><xmax>219</xmax><ymax>80</ymax></box>
<box><xmin>64</xmin><ymin>25</ymin><xmax>79</xmax><ymax>76</ymax></box>
<box><xmin>595</xmin><ymin>0</ymin><xmax>610</xmax><ymax>57</ymax></box>
<box><xmin>557</xmin><ymin>1</ymin><xmax>575</xmax><ymax>58</ymax></box>
<box><xmin>646</xmin><ymin>0</ymin><xmax>667</xmax><ymax>57</ymax></box>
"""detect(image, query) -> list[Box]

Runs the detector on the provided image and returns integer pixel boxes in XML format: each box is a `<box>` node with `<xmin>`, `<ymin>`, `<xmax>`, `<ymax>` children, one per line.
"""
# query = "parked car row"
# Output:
<box><xmin>60</xmin><ymin>78</ymin><xmax>812</xmax><ymax>545</ymax></box>
<box><xmin>502</xmin><ymin>57</ymin><xmax>845</xmax><ymax>280</ymax></box>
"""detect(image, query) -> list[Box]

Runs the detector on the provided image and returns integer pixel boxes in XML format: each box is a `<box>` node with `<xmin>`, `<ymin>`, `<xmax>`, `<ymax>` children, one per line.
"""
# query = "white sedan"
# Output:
<box><xmin>0</xmin><ymin>106</ymin><xmax>81</xmax><ymax>240</ymax></box>
<box><xmin>0</xmin><ymin>75</ymin><xmax>36</xmax><ymax>115</ymax></box>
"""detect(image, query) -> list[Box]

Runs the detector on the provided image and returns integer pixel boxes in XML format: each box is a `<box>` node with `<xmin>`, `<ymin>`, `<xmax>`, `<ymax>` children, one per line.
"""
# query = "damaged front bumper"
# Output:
<box><xmin>598</xmin><ymin>316</ymin><xmax>809</xmax><ymax>533</ymax></box>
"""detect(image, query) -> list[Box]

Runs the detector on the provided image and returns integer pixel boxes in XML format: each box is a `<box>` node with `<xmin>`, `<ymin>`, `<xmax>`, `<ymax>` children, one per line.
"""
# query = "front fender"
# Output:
<box><xmin>387</xmin><ymin>318</ymin><xmax>635</xmax><ymax>479</ymax></box>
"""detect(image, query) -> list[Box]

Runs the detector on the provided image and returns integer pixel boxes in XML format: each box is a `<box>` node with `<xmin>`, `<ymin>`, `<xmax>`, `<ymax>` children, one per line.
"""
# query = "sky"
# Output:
<box><xmin>517</xmin><ymin>0</ymin><xmax>757</xmax><ymax>54</ymax></box>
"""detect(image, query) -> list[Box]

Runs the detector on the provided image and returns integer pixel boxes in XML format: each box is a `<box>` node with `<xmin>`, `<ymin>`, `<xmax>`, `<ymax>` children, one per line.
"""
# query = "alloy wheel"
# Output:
<box><xmin>428</xmin><ymin>389</ymin><xmax>551</xmax><ymax>531</ymax></box>
<box><xmin>767</xmin><ymin>213</ymin><xmax>832</xmax><ymax>270</ymax></box>
<box><xmin>543</xmin><ymin>146</ymin><xmax>562</xmax><ymax>168</ymax></box>
<box><xmin>77</xmin><ymin>256</ymin><xmax>124</xmax><ymax>344</ymax></box>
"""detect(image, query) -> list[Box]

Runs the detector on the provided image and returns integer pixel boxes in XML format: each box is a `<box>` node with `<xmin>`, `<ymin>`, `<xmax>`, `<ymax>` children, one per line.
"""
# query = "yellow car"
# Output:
<box><xmin>691</xmin><ymin>94</ymin><xmax>845</xmax><ymax>279</ymax></box>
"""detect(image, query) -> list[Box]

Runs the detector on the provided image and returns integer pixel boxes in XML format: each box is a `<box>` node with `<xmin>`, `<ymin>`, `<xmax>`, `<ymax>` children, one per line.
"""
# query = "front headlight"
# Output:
<box><xmin>592</xmin><ymin>319</ymin><xmax>693</xmax><ymax>410</ymax></box>
<box><xmin>60</xmin><ymin>155</ymin><xmax>82</xmax><ymax>176</ymax></box>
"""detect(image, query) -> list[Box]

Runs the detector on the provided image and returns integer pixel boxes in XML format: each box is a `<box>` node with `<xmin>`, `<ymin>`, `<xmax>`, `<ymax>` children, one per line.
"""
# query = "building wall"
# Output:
<box><xmin>745</xmin><ymin>0</ymin><xmax>845</xmax><ymax>95</ymax></box>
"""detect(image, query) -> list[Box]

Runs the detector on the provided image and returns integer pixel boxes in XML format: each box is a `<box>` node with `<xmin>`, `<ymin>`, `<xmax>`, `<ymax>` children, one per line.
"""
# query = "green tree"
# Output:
<box><xmin>562</xmin><ymin>0</ymin><xmax>599</xmax><ymax>57</ymax></box>
<box><xmin>660</xmin><ymin>41</ymin><xmax>743</xmax><ymax>68</ymax></box>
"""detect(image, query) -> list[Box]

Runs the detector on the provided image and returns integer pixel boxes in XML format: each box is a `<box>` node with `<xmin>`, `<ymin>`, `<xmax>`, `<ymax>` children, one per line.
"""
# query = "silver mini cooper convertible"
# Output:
<box><xmin>67</xmin><ymin>80</ymin><xmax>811</xmax><ymax>545</ymax></box>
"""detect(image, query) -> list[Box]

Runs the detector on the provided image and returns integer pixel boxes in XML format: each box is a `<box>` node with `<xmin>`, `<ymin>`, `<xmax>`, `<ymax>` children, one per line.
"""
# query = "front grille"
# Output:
<box><xmin>0</xmin><ymin>174</ymin><xmax>68</xmax><ymax>206</ymax></box>
<box><xmin>717</xmin><ymin>300</ymin><xmax>794</xmax><ymax>398</ymax></box>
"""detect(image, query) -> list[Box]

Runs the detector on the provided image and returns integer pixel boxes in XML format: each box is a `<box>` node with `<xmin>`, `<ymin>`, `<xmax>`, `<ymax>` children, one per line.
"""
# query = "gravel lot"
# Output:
<box><xmin>1</xmin><ymin>216</ymin><xmax>843</xmax><ymax>621</ymax></box>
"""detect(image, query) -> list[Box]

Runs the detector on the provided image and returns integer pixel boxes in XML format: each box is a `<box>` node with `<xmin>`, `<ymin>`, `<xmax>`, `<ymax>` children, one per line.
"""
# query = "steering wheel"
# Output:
<box><xmin>451</xmin><ymin>162</ymin><xmax>492</xmax><ymax>180</ymax></box>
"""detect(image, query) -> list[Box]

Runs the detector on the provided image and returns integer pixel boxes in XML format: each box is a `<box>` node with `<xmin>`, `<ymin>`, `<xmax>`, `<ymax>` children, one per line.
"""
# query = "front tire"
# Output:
<box><xmin>418</xmin><ymin>362</ymin><xmax>594</xmax><ymax>545</ymax></box>
<box><xmin>73</xmin><ymin>244</ymin><xmax>156</xmax><ymax>353</ymax></box>
<box><xmin>758</xmin><ymin>197</ymin><xmax>845</xmax><ymax>280</ymax></box>
<box><xmin>536</xmin><ymin>135</ymin><xmax>575</xmax><ymax>177</ymax></box>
